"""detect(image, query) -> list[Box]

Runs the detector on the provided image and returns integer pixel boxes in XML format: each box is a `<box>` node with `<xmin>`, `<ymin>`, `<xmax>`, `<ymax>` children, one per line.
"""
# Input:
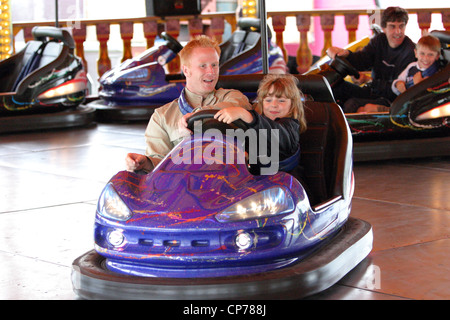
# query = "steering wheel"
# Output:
<box><xmin>161</xmin><ymin>32</ymin><xmax>183</xmax><ymax>54</ymax></box>
<box><xmin>186</xmin><ymin>110</ymin><xmax>249</xmax><ymax>133</ymax></box>
<box><xmin>330</xmin><ymin>56</ymin><xmax>360</xmax><ymax>79</ymax></box>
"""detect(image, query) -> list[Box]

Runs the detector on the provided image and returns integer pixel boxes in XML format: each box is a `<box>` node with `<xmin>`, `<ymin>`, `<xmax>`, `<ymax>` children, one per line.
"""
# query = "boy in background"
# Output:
<box><xmin>392</xmin><ymin>35</ymin><xmax>442</xmax><ymax>95</ymax></box>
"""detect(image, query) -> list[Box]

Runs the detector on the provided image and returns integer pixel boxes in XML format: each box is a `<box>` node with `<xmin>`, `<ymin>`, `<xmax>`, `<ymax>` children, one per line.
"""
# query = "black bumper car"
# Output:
<box><xmin>0</xmin><ymin>27</ymin><xmax>95</xmax><ymax>133</ymax></box>
<box><xmin>307</xmin><ymin>30</ymin><xmax>450</xmax><ymax>161</ymax></box>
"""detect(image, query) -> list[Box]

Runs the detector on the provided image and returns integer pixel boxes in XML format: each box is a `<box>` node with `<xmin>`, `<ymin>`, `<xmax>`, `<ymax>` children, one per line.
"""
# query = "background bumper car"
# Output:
<box><xmin>0</xmin><ymin>27</ymin><xmax>95</xmax><ymax>134</ymax></box>
<box><xmin>307</xmin><ymin>30</ymin><xmax>450</xmax><ymax>161</ymax></box>
<box><xmin>72</xmin><ymin>78</ymin><xmax>373</xmax><ymax>300</ymax></box>
<box><xmin>89</xmin><ymin>18</ymin><xmax>287</xmax><ymax>122</ymax></box>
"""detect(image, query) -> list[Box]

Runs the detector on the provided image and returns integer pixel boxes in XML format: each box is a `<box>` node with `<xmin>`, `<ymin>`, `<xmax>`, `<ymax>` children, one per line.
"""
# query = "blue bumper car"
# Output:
<box><xmin>89</xmin><ymin>18</ymin><xmax>287</xmax><ymax>122</ymax></box>
<box><xmin>0</xmin><ymin>27</ymin><xmax>95</xmax><ymax>133</ymax></box>
<box><xmin>72</xmin><ymin>77</ymin><xmax>373</xmax><ymax>300</ymax></box>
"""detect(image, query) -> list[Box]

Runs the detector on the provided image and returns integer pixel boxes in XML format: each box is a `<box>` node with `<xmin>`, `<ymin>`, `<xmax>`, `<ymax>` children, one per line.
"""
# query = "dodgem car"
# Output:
<box><xmin>0</xmin><ymin>27</ymin><xmax>94</xmax><ymax>133</ymax></box>
<box><xmin>306</xmin><ymin>30</ymin><xmax>450</xmax><ymax>161</ymax></box>
<box><xmin>89</xmin><ymin>18</ymin><xmax>287</xmax><ymax>121</ymax></box>
<box><xmin>72</xmin><ymin>80</ymin><xmax>373</xmax><ymax>300</ymax></box>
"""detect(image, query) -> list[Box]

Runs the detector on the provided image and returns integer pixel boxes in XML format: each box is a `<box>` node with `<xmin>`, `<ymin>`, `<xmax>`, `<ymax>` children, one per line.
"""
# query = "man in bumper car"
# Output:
<box><xmin>326</xmin><ymin>6</ymin><xmax>416</xmax><ymax>113</ymax></box>
<box><xmin>125</xmin><ymin>35</ymin><xmax>252</xmax><ymax>172</ymax></box>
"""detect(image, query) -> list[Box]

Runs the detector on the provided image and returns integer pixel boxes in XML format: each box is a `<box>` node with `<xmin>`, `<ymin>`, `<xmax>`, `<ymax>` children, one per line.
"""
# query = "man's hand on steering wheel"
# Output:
<box><xmin>178</xmin><ymin>112</ymin><xmax>195</xmax><ymax>137</ymax></box>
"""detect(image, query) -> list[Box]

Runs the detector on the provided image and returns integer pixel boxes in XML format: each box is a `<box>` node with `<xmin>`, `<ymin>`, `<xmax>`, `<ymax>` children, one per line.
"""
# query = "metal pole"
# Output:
<box><xmin>258</xmin><ymin>0</ymin><xmax>268</xmax><ymax>74</ymax></box>
<box><xmin>55</xmin><ymin>0</ymin><xmax>59</xmax><ymax>27</ymax></box>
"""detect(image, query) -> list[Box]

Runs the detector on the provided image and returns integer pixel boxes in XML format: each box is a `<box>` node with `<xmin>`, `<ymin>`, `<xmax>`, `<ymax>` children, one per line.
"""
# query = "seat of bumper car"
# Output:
<box><xmin>0</xmin><ymin>27</ymin><xmax>72</xmax><ymax>94</ymax></box>
<box><xmin>219</xmin><ymin>18</ymin><xmax>270</xmax><ymax>66</ymax></box>
<box><xmin>11</xmin><ymin>41</ymin><xmax>64</xmax><ymax>91</ymax></box>
<box><xmin>430</xmin><ymin>30</ymin><xmax>450</xmax><ymax>46</ymax></box>
<box><xmin>217</xmin><ymin>74</ymin><xmax>335</xmax><ymax>103</ymax></box>
<box><xmin>297</xmin><ymin>101</ymin><xmax>352</xmax><ymax>207</ymax></box>
<box><xmin>430</xmin><ymin>30</ymin><xmax>450</xmax><ymax>63</ymax></box>
<box><xmin>219</xmin><ymin>30</ymin><xmax>247</xmax><ymax>65</ymax></box>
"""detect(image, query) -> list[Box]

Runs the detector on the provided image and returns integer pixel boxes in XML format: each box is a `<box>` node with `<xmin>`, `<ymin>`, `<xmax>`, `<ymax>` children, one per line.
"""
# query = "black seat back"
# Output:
<box><xmin>298</xmin><ymin>101</ymin><xmax>353</xmax><ymax>207</ymax></box>
<box><xmin>430</xmin><ymin>30</ymin><xmax>450</xmax><ymax>63</ymax></box>
<box><xmin>12</xmin><ymin>41</ymin><xmax>65</xmax><ymax>91</ymax></box>
<box><xmin>219</xmin><ymin>18</ymin><xmax>271</xmax><ymax>67</ymax></box>
<box><xmin>219</xmin><ymin>30</ymin><xmax>247</xmax><ymax>65</ymax></box>
<box><xmin>242</xmin><ymin>31</ymin><xmax>260</xmax><ymax>51</ymax></box>
<box><xmin>37</xmin><ymin>41</ymin><xmax>64</xmax><ymax>68</ymax></box>
<box><xmin>217</xmin><ymin>74</ymin><xmax>335</xmax><ymax>103</ymax></box>
<box><xmin>15</xmin><ymin>28</ymin><xmax>71</xmax><ymax>96</ymax></box>
<box><xmin>0</xmin><ymin>27</ymin><xmax>70</xmax><ymax>94</ymax></box>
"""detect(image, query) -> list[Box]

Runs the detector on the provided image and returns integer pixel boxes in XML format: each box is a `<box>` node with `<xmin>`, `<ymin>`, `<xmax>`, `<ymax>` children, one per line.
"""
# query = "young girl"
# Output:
<box><xmin>214</xmin><ymin>74</ymin><xmax>307</xmax><ymax>174</ymax></box>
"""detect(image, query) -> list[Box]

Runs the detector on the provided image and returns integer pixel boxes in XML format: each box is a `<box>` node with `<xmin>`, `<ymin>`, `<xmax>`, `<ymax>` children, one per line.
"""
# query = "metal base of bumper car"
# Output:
<box><xmin>354</xmin><ymin>135</ymin><xmax>450</xmax><ymax>162</ymax></box>
<box><xmin>0</xmin><ymin>105</ymin><xmax>96</xmax><ymax>134</ymax></box>
<box><xmin>71</xmin><ymin>217</ymin><xmax>373</xmax><ymax>300</ymax></box>
<box><xmin>89</xmin><ymin>99</ymin><xmax>158</xmax><ymax>122</ymax></box>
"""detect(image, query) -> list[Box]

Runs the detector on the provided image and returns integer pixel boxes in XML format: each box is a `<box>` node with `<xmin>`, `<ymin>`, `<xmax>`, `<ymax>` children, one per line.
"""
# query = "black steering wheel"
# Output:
<box><xmin>161</xmin><ymin>31</ymin><xmax>183</xmax><ymax>54</ymax></box>
<box><xmin>186</xmin><ymin>110</ymin><xmax>249</xmax><ymax>133</ymax></box>
<box><xmin>331</xmin><ymin>56</ymin><xmax>360</xmax><ymax>79</ymax></box>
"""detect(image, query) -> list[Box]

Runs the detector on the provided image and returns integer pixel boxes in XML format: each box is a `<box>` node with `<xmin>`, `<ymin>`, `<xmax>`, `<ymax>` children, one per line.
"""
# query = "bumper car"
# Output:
<box><xmin>72</xmin><ymin>78</ymin><xmax>373</xmax><ymax>300</ymax></box>
<box><xmin>307</xmin><ymin>30</ymin><xmax>450</xmax><ymax>161</ymax></box>
<box><xmin>89</xmin><ymin>18</ymin><xmax>287</xmax><ymax>122</ymax></box>
<box><xmin>0</xmin><ymin>27</ymin><xmax>95</xmax><ymax>134</ymax></box>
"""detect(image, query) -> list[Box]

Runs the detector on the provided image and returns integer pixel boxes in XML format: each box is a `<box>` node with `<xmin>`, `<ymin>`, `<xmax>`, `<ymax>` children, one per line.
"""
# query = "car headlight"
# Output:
<box><xmin>216</xmin><ymin>187</ymin><xmax>295</xmax><ymax>223</ymax></box>
<box><xmin>415</xmin><ymin>102</ymin><xmax>450</xmax><ymax>121</ymax></box>
<box><xmin>37</xmin><ymin>79</ymin><xmax>87</xmax><ymax>100</ymax></box>
<box><xmin>97</xmin><ymin>183</ymin><xmax>132</xmax><ymax>221</ymax></box>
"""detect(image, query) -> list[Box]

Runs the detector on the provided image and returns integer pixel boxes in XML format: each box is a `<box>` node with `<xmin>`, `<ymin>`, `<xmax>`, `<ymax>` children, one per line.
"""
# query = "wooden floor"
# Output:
<box><xmin>0</xmin><ymin>122</ymin><xmax>449</xmax><ymax>300</ymax></box>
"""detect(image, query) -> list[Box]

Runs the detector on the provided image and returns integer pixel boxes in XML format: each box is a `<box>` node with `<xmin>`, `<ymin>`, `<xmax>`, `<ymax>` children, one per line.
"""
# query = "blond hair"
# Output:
<box><xmin>254</xmin><ymin>74</ymin><xmax>307</xmax><ymax>133</ymax></box>
<box><xmin>179</xmin><ymin>35</ymin><xmax>221</xmax><ymax>67</ymax></box>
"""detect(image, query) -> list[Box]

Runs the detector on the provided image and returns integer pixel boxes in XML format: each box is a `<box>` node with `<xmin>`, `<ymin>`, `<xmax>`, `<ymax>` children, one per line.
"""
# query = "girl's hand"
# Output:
<box><xmin>214</xmin><ymin>107</ymin><xmax>253</xmax><ymax>124</ymax></box>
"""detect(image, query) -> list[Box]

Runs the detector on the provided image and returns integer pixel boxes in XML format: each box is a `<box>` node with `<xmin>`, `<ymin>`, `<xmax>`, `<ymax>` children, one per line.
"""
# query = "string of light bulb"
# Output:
<box><xmin>0</xmin><ymin>0</ymin><xmax>12</xmax><ymax>60</ymax></box>
<box><xmin>242</xmin><ymin>0</ymin><xmax>257</xmax><ymax>18</ymax></box>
